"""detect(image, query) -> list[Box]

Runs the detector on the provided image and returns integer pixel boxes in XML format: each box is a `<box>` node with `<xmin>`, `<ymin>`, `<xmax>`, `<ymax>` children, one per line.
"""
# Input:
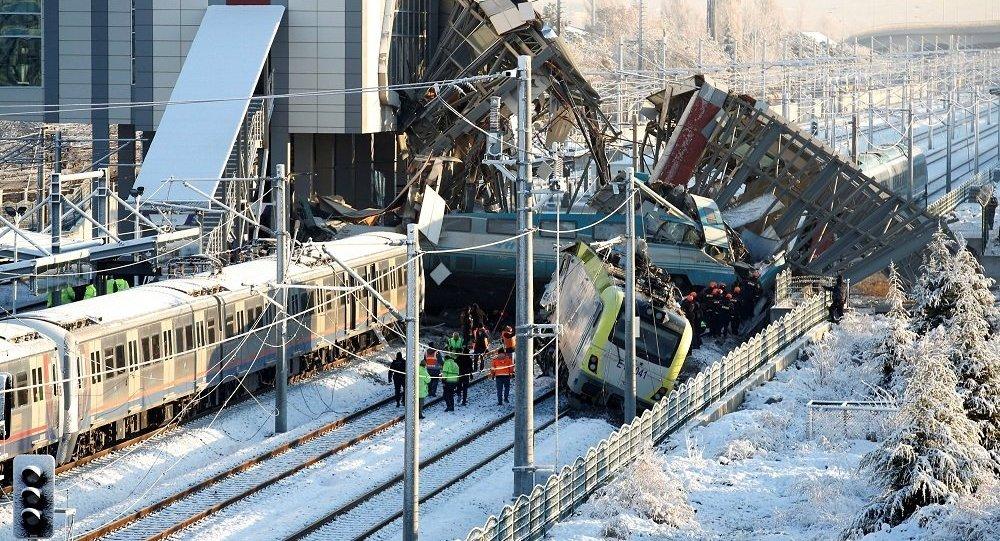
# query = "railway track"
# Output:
<box><xmin>283</xmin><ymin>391</ymin><xmax>559</xmax><ymax>541</ymax></box>
<box><xmin>80</xmin><ymin>375</ymin><xmax>497</xmax><ymax>541</ymax></box>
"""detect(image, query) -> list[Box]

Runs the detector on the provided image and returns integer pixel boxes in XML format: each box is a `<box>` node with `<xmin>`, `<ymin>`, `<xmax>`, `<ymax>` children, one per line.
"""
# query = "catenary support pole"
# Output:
<box><xmin>907</xmin><ymin>108</ymin><xmax>914</xmax><ymax>205</ymax></box>
<box><xmin>624</xmin><ymin>168</ymin><xmax>637</xmax><ymax>422</ymax></box>
<box><xmin>514</xmin><ymin>54</ymin><xmax>536</xmax><ymax>498</ymax></box>
<box><xmin>274</xmin><ymin>164</ymin><xmax>289</xmax><ymax>434</ymax></box>
<box><xmin>403</xmin><ymin>223</ymin><xmax>420</xmax><ymax>541</ymax></box>
<box><xmin>35</xmin><ymin>128</ymin><xmax>44</xmax><ymax>229</ymax></box>
<box><xmin>974</xmin><ymin>100</ymin><xmax>980</xmax><ymax>175</ymax></box>
<box><xmin>49</xmin><ymin>172</ymin><xmax>61</xmax><ymax>257</ymax></box>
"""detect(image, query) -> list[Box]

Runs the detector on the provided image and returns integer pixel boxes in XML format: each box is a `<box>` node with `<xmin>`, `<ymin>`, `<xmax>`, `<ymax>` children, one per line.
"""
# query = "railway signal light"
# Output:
<box><xmin>13</xmin><ymin>455</ymin><xmax>55</xmax><ymax>539</ymax></box>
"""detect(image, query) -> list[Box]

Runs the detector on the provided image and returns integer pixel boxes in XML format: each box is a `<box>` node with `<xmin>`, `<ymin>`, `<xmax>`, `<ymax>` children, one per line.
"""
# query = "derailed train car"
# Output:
<box><xmin>544</xmin><ymin>241</ymin><xmax>692</xmax><ymax>409</ymax></box>
<box><xmin>0</xmin><ymin>232</ymin><xmax>414</xmax><ymax>479</ymax></box>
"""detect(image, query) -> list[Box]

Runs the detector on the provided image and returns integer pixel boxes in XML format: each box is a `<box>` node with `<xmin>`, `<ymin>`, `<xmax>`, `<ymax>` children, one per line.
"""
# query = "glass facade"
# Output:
<box><xmin>0</xmin><ymin>0</ymin><xmax>41</xmax><ymax>87</ymax></box>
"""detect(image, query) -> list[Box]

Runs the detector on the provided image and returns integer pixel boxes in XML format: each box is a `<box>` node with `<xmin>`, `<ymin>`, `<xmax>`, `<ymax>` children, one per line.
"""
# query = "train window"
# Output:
<box><xmin>142</xmin><ymin>337</ymin><xmax>151</xmax><ymax>363</ymax></box>
<box><xmin>185</xmin><ymin>325</ymin><xmax>194</xmax><ymax>349</ymax></box>
<box><xmin>238</xmin><ymin>311</ymin><xmax>246</xmax><ymax>334</ymax></box>
<box><xmin>486</xmin><ymin>219</ymin><xmax>517</xmax><ymax>235</ymax></box>
<box><xmin>594</xmin><ymin>224</ymin><xmax>624</xmax><ymax>240</ymax></box>
<box><xmin>225</xmin><ymin>315</ymin><xmax>235</xmax><ymax>338</ymax></box>
<box><xmin>104</xmin><ymin>348</ymin><xmax>115</xmax><ymax>378</ymax></box>
<box><xmin>289</xmin><ymin>294</ymin><xmax>299</xmax><ymax>315</ymax></box>
<box><xmin>443</xmin><ymin>217</ymin><xmax>472</xmax><ymax>232</ymax></box>
<box><xmin>164</xmin><ymin>332</ymin><xmax>173</xmax><ymax>356</ymax></box>
<box><xmin>115</xmin><ymin>345</ymin><xmax>127</xmax><ymax>376</ymax></box>
<box><xmin>175</xmin><ymin>328</ymin><xmax>185</xmax><ymax>353</ymax></box>
<box><xmin>151</xmin><ymin>334</ymin><xmax>161</xmax><ymax>360</ymax></box>
<box><xmin>15</xmin><ymin>371</ymin><xmax>28</xmax><ymax>407</ymax></box>
<box><xmin>76</xmin><ymin>358</ymin><xmax>83</xmax><ymax>389</ymax></box>
<box><xmin>1</xmin><ymin>373</ymin><xmax>11</xmax><ymax>438</ymax></box>
<box><xmin>610</xmin><ymin>321</ymin><xmax>681</xmax><ymax>368</ymax></box>
<box><xmin>128</xmin><ymin>342</ymin><xmax>138</xmax><ymax>373</ymax></box>
<box><xmin>207</xmin><ymin>318</ymin><xmax>217</xmax><ymax>345</ymax></box>
<box><xmin>197</xmin><ymin>322</ymin><xmax>205</xmax><ymax>347</ymax></box>
<box><xmin>90</xmin><ymin>351</ymin><xmax>102</xmax><ymax>384</ymax></box>
<box><xmin>31</xmin><ymin>367</ymin><xmax>42</xmax><ymax>403</ymax></box>
<box><xmin>538</xmin><ymin>220</ymin><xmax>577</xmax><ymax>239</ymax></box>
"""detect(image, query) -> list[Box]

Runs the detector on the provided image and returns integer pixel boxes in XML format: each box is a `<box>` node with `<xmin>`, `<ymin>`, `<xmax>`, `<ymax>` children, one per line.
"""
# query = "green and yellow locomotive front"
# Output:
<box><xmin>556</xmin><ymin>242</ymin><xmax>692</xmax><ymax>409</ymax></box>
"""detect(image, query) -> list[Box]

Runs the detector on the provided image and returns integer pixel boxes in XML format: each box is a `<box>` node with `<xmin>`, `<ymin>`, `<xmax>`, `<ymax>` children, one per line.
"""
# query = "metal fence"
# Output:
<box><xmin>807</xmin><ymin>400</ymin><xmax>898</xmax><ymax>442</ymax></box>
<box><xmin>926</xmin><ymin>167</ymin><xmax>997</xmax><ymax>217</ymax></box>
<box><xmin>774</xmin><ymin>269</ymin><xmax>834</xmax><ymax>308</ymax></box>
<box><xmin>463</xmin><ymin>294</ymin><xmax>830</xmax><ymax>541</ymax></box>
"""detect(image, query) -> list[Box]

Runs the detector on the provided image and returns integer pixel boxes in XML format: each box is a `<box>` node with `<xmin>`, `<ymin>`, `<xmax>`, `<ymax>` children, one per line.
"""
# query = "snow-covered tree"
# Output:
<box><xmin>910</xmin><ymin>228</ymin><xmax>962</xmax><ymax>334</ymax></box>
<box><xmin>870</xmin><ymin>263</ymin><xmax>916</xmax><ymax>394</ymax></box>
<box><xmin>948</xmin><ymin>249</ymin><xmax>1000</xmax><ymax>472</ymax></box>
<box><xmin>846</xmin><ymin>329</ymin><xmax>991</xmax><ymax>537</ymax></box>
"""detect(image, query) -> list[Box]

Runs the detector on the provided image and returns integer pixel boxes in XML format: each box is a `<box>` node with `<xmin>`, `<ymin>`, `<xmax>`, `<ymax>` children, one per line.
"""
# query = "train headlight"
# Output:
<box><xmin>587</xmin><ymin>355</ymin><xmax>599</xmax><ymax>372</ymax></box>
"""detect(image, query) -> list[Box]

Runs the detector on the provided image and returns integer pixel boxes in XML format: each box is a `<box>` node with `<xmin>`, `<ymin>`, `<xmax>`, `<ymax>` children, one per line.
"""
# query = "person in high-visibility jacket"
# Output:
<box><xmin>441</xmin><ymin>355</ymin><xmax>460</xmax><ymax>412</ymax></box>
<box><xmin>501</xmin><ymin>325</ymin><xmax>515</xmax><ymax>353</ymax></box>
<box><xmin>446</xmin><ymin>332</ymin><xmax>464</xmax><ymax>358</ymax></box>
<box><xmin>490</xmin><ymin>351</ymin><xmax>515</xmax><ymax>406</ymax></box>
<box><xmin>418</xmin><ymin>360</ymin><xmax>430</xmax><ymax>420</ymax></box>
<box><xmin>83</xmin><ymin>283</ymin><xmax>98</xmax><ymax>299</ymax></box>
<box><xmin>107</xmin><ymin>278</ymin><xmax>130</xmax><ymax>294</ymax></box>
<box><xmin>424</xmin><ymin>345</ymin><xmax>443</xmax><ymax>397</ymax></box>
<box><xmin>47</xmin><ymin>285</ymin><xmax>76</xmax><ymax>307</ymax></box>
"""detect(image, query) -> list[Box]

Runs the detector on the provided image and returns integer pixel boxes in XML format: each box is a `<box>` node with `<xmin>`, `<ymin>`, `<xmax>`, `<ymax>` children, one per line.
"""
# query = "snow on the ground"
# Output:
<box><xmin>377</xmin><ymin>414</ymin><xmax>616</xmax><ymax>541</ymax></box>
<box><xmin>171</xmin><ymin>376</ymin><xmax>557</xmax><ymax>540</ymax></box>
<box><xmin>546</xmin><ymin>313</ymin><xmax>1000</xmax><ymax>540</ymax></box>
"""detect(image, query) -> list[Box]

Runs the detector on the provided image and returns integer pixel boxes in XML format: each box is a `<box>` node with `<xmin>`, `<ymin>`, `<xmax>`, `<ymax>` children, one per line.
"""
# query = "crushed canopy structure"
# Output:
<box><xmin>645</xmin><ymin>78</ymin><xmax>940</xmax><ymax>281</ymax></box>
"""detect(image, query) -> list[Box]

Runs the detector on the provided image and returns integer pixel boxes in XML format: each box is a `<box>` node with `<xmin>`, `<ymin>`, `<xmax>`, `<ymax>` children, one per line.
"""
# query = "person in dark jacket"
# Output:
<box><xmin>826</xmin><ymin>274</ymin><xmax>847</xmax><ymax>323</ymax></box>
<box><xmin>389</xmin><ymin>352</ymin><xmax>406</xmax><ymax>407</ymax></box>
<box><xmin>986</xmin><ymin>194</ymin><xmax>998</xmax><ymax>234</ymax></box>
<box><xmin>472</xmin><ymin>324</ymin><xmax>490</xmax><ymax>372</ymax></box>
<box><xmin>681</xmin><ymin>293</ymin><xmax>702</xmax><ymax>349</ymax></box>
<box><xmin>457</xmin><ymin>348</ymin><xmax>474</xmax><ymax>406</ymax></box>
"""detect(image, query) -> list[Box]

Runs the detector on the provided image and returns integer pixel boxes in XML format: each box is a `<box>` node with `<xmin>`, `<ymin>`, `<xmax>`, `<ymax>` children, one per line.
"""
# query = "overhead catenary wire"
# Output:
<box><xmin>0</xmin><ymin>74</ymin><xmax>510</xmax><ymax>118</ymax></box>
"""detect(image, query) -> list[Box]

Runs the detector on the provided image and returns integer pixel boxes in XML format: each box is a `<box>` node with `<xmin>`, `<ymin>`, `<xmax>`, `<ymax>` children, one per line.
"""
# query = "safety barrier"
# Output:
<box><xmin>774</xmin><ymin>269</ymin><xmax>832</xmax><ymax>307</ymax></box>
<box><xmin>463</xmin><ymin>293</ymin><xmax>829</xmax><ymax>541</ymax></box>
<box><xmin>926</xmin><ymin>166</ymin><xmax>997</xmax><ymax>217</ymax></box>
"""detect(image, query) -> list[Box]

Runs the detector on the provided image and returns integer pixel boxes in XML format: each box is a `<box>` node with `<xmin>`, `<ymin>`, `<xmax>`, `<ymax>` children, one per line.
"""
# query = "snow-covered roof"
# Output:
<box><xmin>0</xmin><ymin>321</ymin><xmax>56</xmax><ymax>362</ymax></box>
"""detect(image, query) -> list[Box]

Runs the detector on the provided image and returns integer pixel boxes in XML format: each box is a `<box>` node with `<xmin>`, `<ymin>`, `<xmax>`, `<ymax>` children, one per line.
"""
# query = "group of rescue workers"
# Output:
<box><xmin>388</xmin><ymin>304</ymin><xmax>516</xmax><ymax>417</ymax></box>
<box><xmin>679</xmin><ymin>272</ymin><xmax>763</xmax><ymax>349</ymax></box>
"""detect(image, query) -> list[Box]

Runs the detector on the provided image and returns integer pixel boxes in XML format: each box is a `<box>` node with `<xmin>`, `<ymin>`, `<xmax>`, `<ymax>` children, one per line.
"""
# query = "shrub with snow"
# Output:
<box><xmin>588</xmin><ymin>448</ymin><xmax>697</xmax><ymax>537</ymax></box>
<box><xmin>911</xmin><ymin>229</ymin><xmax>962</xmax><ymax>334</ymax></box>
<box><xmin>947</xmin><ymin>249</ymin><xmax>1000</xmax><ymax>472</ymax></box>
<box><xmin>868</xmin><ymin>263</ymin><xmax>916</xmax><ymax>395</ymax></box>
<box><xmin>846</xmin><ymin>330</ymin><xmax>992</xmax><ymax>538</ymax></box>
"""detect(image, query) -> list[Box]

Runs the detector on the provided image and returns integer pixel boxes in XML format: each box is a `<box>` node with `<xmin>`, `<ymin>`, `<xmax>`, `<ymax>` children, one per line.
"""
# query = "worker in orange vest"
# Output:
<box><xmin>424</xmin><ymin>345</ymin><xmax>443</xmax><ymax>397</ymax></box>
<box><xmin>501</xmin><ymin>325</ymin><xmax>515</xmax><ymax>353</ymax></box>
<box><xmin>490</xmin><ymin>350</ymin><xmax>514</xmax><ymax>406</ymax></box>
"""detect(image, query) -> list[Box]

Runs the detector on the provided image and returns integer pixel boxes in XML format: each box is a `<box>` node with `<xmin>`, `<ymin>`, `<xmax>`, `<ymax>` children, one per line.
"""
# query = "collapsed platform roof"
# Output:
<box><xmin>644</xmin><ymin>79</ymin><xmax>940</xmax><ymax>281</ymax></box>
<box><xmin>399</xmin><ymin>0</ymin><xmax>612</xmax><ymax>210</ymax></box>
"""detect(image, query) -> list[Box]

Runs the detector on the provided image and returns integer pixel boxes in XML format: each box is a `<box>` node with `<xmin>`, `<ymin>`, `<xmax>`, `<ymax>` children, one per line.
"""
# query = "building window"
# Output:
<box><xmin>0</xmin><ymin>0</ymin><xmax>41</xmax><ymax>87</ymax></box>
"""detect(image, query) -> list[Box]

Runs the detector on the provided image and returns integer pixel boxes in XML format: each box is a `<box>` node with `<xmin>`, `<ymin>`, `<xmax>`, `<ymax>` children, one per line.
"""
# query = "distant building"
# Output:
<box><xmin>0</xmin><ymin>0</ymin><xmax>434</xmax><ymax>209</ymax></box>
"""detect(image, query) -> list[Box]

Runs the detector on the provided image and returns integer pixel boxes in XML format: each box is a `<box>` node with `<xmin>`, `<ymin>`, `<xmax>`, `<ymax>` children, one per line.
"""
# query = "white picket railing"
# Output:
<box><xmin>463</xmin><ymin>293</ymin><xmax>830</xmax><ymax>541</ymax></box>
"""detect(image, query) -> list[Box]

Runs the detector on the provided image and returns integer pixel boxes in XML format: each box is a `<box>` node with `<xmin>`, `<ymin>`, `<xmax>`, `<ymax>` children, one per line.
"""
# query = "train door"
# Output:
<box><xmin>179</xmin><ymin>315</ymin><xmax>197</xmax><ymax>385</ymax></box>
<box><xmin>203</xmin><ymin>302</ymin><xmax>223</xmax><ymax>391</ymax></box>
<box><xmin>42</xmin><ymin>351</ymin><xmax>60</xmax><ymax>445</ymax></box>
<box><xmin>160</xmin><ymin>324</ymin><xmax>175</xmax><ymax>398</ymax></box>
<box><xmin>193</xmin><ymin>308</ymin><xmax>208</xmax><ymax>388</ymax></box>
<box><xmin>138</xmin><ymin>324</ymin><xmax>162</xmax><ymax>408</ymax></box>
<box><xmin>101</xmin><ymin>333</ymin><xmax>128</xmax><ymax>418</ymax></box>
<box><xmin>126</xmin><ymin>329</ymin><xmax>141</xmax><ymax>412</ymax></box>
